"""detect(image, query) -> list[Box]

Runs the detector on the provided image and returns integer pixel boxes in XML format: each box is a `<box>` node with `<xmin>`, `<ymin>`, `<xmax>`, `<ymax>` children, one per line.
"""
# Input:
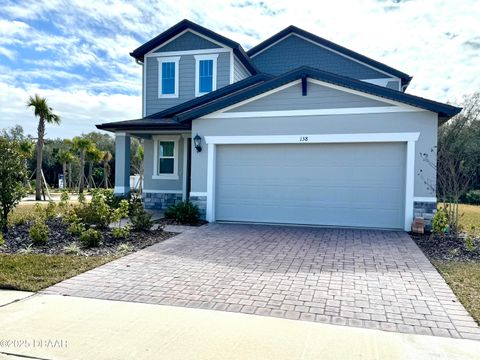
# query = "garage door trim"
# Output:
<box><xmin>205</xmin><ymin>132</ymin><xmax>419</xmax><ymax>231</ymax></box>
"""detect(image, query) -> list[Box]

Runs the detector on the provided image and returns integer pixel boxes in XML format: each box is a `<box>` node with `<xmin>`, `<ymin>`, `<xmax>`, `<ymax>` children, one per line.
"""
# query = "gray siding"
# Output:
<box><xmin>143</xmin><ymin>137</ymin><xmax>185</xmax><ymax>192</ymax></box>
<box><xmin>233</xmin><ymin>56</ymin><xmax>250</xmax><ymax>82</ymax></box>
<box><xmin>191</xmin><ymin>111</ymin><xmax>438</xmax><ymax>198</ymax></box>
<box><xmin>145</xmin><ymin>51</ymin><xmax>230</xmax><ymax>115</ymax></box>
<box><xmin>251</xmin><ymin>34</ymin><xmax>388</xmax><ymax>79</ymax></box>
<box><xmin>154</xmin><ymin>31</ymin><xmax>220</xmax><ymax>52</ymax></box>
<box><xmin>227</xmin><ymin>81</ymin><xmax>388</xmax><ymax>112</ymax></box>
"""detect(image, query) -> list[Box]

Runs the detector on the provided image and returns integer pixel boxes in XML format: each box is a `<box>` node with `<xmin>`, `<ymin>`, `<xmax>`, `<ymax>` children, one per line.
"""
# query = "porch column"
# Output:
<box><xmin>114</xmin><ymin>132</ymin><xmax>131</xmax><ymax>196</ymax></box>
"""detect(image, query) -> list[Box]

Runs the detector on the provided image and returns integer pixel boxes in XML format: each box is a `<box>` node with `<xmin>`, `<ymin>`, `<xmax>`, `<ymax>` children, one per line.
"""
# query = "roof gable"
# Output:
<box><xmin>247</xmin><ymin>26</ymin><xmax>412</xmax><ymax>87</ymax></box>
<box><xmin>173</xmin><ymin>67</ymin><xmax>460</xmax><ymax>123</ymax></box>
<box><xmin>130</xmin><ymin>19</ymin><xmax>257</xmax><ymax>74</ymax></box>
<box><xmin>154</xmin><ymin>30</ymin><xmax>222</xmax><ymax>53</ymax></box>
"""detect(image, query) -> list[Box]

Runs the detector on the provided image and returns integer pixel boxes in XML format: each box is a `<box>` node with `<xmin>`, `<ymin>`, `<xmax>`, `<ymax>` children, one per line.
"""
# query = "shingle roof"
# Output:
<box><xmin>172</xmin><ymin>66</ymin><xmax>460</xmax><ymax>123</ymax></box>
<box><xmin>96</xmin><ymin>73</ymin><xmax>272</xmax><ymax>131</ymax></box>
<box><xmin>247</xmin><ymin>25</ymin><xmax>412</xmax><ymax>87</ymax></box>
<box><xmin>130</xmin><ymin>19</ymin><xmax>257</xmax><ymax>74</ymax></box>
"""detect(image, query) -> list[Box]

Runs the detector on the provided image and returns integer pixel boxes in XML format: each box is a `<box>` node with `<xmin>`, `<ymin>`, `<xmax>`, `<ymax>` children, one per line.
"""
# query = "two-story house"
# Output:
<box><xmin>97</xmin><ymin>19</ymin><xmax>461</xmax><ymax>231</ymax></box>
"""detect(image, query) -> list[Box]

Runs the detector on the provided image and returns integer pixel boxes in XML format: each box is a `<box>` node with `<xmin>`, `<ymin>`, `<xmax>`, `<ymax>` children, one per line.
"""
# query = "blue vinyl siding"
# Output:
<box><xmin>199</xmin><ymin>59</ymin><xmax>213</xmax><ymax>93</ymax></box>
<box><xmin>154</xmin><ymin>31</ymin><xmax>221</xmax><ymax>52</ymax></box>
<box><xmin>161</xmin><ymin>62</ymin><xmax>176</xmax><ymax>94</ymax></box>
<box><xmin>251</xmin><ymin>34</ymin><xmax>386</xmax><ymax>79</ymax></box>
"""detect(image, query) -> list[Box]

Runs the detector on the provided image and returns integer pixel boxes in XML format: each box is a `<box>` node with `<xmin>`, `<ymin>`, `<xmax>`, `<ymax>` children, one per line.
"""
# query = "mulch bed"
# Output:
<box><xmin>155</xmin><ymin>218</ymin><xmax>208</xmax><ymax>227</ymax></box>
<box><xmin>411</xmin><ymin>232</ymin><xmax>480</xmax><ymax>262</ymax></box>
<box><xmin>1</xmin><ymin>217</ymin><xmax>176</xmax><ymax>256</ymax></box>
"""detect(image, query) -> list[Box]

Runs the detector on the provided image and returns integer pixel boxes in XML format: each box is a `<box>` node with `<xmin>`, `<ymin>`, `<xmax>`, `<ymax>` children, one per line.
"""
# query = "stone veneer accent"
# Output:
<box><xmin>143</xmin><ymin>192</ymin><xmax>183</xmax><ymax>210</ymax></box>
<box><xmin>414</xmin><ymin>201</ymin><xmax>437</xmax><ymax>231</ymax></box>
<box><xmin>189</xmin><ymin>195</ymin><xmax>207</xmax><ymax>219</ymax></box>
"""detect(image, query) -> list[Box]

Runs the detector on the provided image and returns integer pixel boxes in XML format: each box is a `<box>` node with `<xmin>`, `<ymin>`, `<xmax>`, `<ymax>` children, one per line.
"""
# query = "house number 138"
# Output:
<box><xmin>299</xmin><ymin>136</ymin><xmax>309</xmax><ymax>142</ymax></box>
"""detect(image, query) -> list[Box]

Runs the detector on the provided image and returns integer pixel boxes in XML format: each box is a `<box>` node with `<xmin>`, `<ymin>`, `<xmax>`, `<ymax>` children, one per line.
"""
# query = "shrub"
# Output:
<box><xmin>45</xmin><ymin>201</ymin><xmax>57</xmax><ymax>219</ymax></box>
<box><xmin>128</xmin><ymin>193</ymin><xmax>143</xmax><ymax>216</ymax></box>
<box><xmin>29</xmin><ymin>219</ymin><xmax>48</xmax><ymax>245</ymax></box>
<box><xmin>465</xmin><ymin>190</ymin><xmax>480</xmax><ymax>205</ymax></box>
<box><xmin>465</xmin><ymin>235</ymin><xmax>476</xmax><ymax>252</ymax></box>
<box><xmin>0</xmin><ymin>137</ymin><xmax>28</xmax><ymax>231</ymax></box>
<box><xmin>111</xmin><ymin>225</ymin><xmax>131</xmax><ymax>239</ymax></box>
<box><xmin>78</xmin><ymin>192</ymin><xmax>86</xmax><ymax>204</ymax></box>
<box><xmin>111</xmin><ymin>200</ymin><xmax>130</xmax><ymax>225</ymax></box>
<box><xmin>432</xmin><ymin>210</ymin><xmax>449</xmax><ymax>236</ymax></box>
<box><xmin>59</xmin><ymin>190</ymin><xmax>70</xmax><ymax>211</ymax></box>
<box><xmin>67</xmin><ymin>221</ymin><xmax>85</xmax><ymax>237</ymax></box>
<box><xmin>117</xmin><ymin>243</ymin><xmax>133</xmax><ymax>253</ymax></box>
<box><xmin>130</xmin><ymin>207</ymin><xmax>153</xmax><ymax>231</ymax></box>
<box><xmin>63</xmin><ymin>243</ymin><xmax>81</xmax><ymax>255</ymax></box>
<box><xmin>165</xmin><ymin>201</ymin><xmax>200</xmax><ymax>224</ymax></box>
<box><xmin>0</xmin><ymin>233</ymin><xmax>4</xmax><ymax>247</ymax></box>
<box><xmin>75</xmin><ymin>192</ymin><xmax>111</xmax><ymax>229</ymax></box>
<box><xmin>79</xmin><ymin>228</ymin><xmax>102</xmax><ymax>248</ymax></box>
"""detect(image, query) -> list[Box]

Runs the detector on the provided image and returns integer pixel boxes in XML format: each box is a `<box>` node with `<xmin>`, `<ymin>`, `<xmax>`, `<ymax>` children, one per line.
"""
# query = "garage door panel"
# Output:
<box><xmin>215</xmin><ymin>143</ymin><xmax>406</xmax><ymax>229</ymax></box>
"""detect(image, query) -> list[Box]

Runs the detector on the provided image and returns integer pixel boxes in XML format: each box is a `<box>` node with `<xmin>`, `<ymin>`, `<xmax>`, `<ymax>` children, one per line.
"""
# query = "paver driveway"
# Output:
<box><xmin>44</xmin><ymin>224</ymin><xmax>480</xmax><ymax>340</ymax></box>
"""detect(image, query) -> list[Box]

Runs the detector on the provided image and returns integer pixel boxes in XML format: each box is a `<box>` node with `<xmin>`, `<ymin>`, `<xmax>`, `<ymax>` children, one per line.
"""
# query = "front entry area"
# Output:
<box><xmin>215</xmin><ymin>142</ymin><xmax>406</xmax><ymax>229</ymax></box>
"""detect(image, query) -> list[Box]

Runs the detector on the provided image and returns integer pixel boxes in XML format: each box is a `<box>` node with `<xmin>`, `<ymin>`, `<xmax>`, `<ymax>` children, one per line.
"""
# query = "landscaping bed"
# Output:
<box><xmin>411</xmin><ymin>233</ymin><xmax>480</xmax><ymax>262</ymax></box>
<box><xmin>1</xmin><ymin>217</ymin><xmax>174</xmax><ymax>256</ymax></box>
<box><xmin>156</xmin><ymin>217</ymin><xmax>208</xmax><ymax>227</ymax></box>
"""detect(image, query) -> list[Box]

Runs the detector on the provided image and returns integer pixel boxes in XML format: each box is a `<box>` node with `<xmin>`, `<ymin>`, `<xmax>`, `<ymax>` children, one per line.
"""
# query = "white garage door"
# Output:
<box><xmin>215</xmin><ymin>142</ymin><xmax>406</xmax><ymax>229</ymax></box>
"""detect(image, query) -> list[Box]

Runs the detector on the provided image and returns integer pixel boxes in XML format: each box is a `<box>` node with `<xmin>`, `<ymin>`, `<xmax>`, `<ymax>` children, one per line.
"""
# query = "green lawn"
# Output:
<box><xmin>433</xmin><ymin>261</ymin><xmax>480</xmax><ymax>323</ymax></box>
<box><xmin>0</xmin><ymin>254</ymin><xmax>114</xmax><ymax>292</ymax></box>
<box><xmin>432</xmin><ymin>203</ymin><xmax>480</xmax><ymax>324</ymax></box>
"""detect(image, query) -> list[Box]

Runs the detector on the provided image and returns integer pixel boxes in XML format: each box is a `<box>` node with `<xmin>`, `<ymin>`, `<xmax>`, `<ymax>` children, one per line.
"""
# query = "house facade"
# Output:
<box><xmin>97</xmin><ymin>19</ymin><xmax>461</xmax><ymax>231</ymax></box>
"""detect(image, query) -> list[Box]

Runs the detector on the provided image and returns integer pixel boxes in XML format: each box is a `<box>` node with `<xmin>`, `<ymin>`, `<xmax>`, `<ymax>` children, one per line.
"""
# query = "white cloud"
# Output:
<box><xmin>0</xmin><ymin>0</ymin><xmax>479</xmax><ymax>138</ymax></box>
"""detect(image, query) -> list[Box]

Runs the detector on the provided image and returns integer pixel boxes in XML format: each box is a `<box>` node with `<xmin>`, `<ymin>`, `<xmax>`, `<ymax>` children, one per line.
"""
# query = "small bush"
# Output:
<box><xmin>128</xmin><ymin>193</ymin><xmax>143</xmax><ymax>216</ymax></box>
<box><xmin>165</xmin><ymin>201</ymin><xmax>200</xmax><ymax>224</ymax></box>
<box><xmin>75</xmin><ymin>192</ymin><xmax>112</xmax><ymax>229</ymax></box>
<box><xmin>111</xmin><ymin>225</ymin><xmax>131</xmax><ymax>239</ymax></box>
<box><xmin>67</xmin><ymin>221</ymin><xmax>85</xmax><ymax>237</ymax></box>
<box><xmin>59</xmin><ymin>191</ymin><xmax>70</xmax><ymax>211</ymax></box>
<box><xmin>432</xmin><ymin>209</ymin><xmax>449</xmax><ymax>236</ymax></box>
<box><xmin>130</xmin><ymin>208</ymin><xmax>153</xmax><ymax>231</ymax></box>
<box><xmin>78</xmin><ymin>192</ymin><xmax>86</xmax><ymax>204</ymax></box>
<box><xmin>117</xmin><ymin>243</ymin><xmax>133</xmax><ymax>254</ymax></box>
<box><xmin>111</xmin><ymin>200</ymin><xmax>130</xmax><ymax>225</ymax></box>
<box><xmin>0</xmin><ymin>233</ymin><xmax>4</xmax><ymax>247</ymax></box>
<box><xmin>465</xmin><ymin>190</ymin><xmax>480</xmax><ymax>205</ymax></box>
<box><xmin>29</xmin><ymin>219</ymin><xmax>48</xmax><ymax>245</ymax></box>
<box><xmin>63</xmin><ymin>243</ymin><xmax>81</xmax><ymax>255</ymax></box>
<box><xmin>79</xmin><ymin>228</ymin><xmax>102</xmax><ymax>248</ymax></box>
<box><xmin>45</xmin><ymin>201</ymin><xmax>57</xmax><ymax>219</ymax></box>
<box><xmin>465</xmin><ymin>235</ymin><xmax>476</xmax><ymax>252</ymax></box>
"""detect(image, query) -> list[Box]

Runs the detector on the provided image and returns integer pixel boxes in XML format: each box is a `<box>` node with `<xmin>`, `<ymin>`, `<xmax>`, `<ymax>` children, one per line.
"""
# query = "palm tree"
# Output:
<box><xmin>102</xmin><ymin>151</ymin><xmax>113</xmax><ymax>189</ymax></box>
<box><xmin>57</xmin><ymin>149</ymin><xmax>75</xmax><ymax>189</ymax></box>
<box><xmin>26</xmin><ymin>94</ymin><xmax>61</xmax><ymax>200</ymax></box>
<box><xmin>85</xmin><ymin>145</ymin><xmax>102</xmax><ymax>189</ymax></box>
<box><xmin>72</xmin><ymin>137</ymin><xmax>91</xmax><ymax>193</ymax></box>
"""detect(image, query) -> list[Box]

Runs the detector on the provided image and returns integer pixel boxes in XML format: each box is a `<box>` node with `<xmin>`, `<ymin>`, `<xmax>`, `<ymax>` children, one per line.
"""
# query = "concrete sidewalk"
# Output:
<box><xmin>0</xmin><ymin>294</ymin><xmax>478</xmax><ymax>360</ymax></box>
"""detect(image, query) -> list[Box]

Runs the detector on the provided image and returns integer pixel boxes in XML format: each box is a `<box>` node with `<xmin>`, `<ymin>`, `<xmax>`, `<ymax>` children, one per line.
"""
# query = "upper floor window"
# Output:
<box><xmin>157</xmin><ymin>56</ymin><xmax>180</xmax><ymax>98</ymax></box>
<box><xmin>194</xmin><ymin>54</ymin><xmax>218</xmax><ymax>97</ymax></box>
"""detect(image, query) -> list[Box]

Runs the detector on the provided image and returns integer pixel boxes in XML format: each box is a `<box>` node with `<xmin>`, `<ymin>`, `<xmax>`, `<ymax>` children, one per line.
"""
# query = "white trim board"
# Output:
<box><xmin>190</xmin><ymin>192</ymin><xmax>207</xmax><ymax>197</ymax></box>
<box><xmin>205</xmin><ymin>133</ymin><xmax>420</xmax><ymax>145</ymax></box>
<box><xmin>414</xmin><ymin>197</ymin><xmax>437</xmax><ymax>203</ymax></box>
<box><xmin>143</xmin><ymin>189</ymin><xmax>183</xmax><ymax>194</ymax></box>
<box><xmin>203</xmin><ymin>106</ymin><xmax>419</xmax><ymax>119</ymax></box>
<box><xmin>250</xmin><ymin>32</ymin><xmax>402</xmax><ymax>81</ymax></box>
<box><xmin>205</xmin><ymin>132</ymin><xmax>419</xmax><ymax>231</ymax></box>
<box><xmin>145</xmin><ymin>48</ymin><xmax>230</xmax><ymax>58</ymax></box>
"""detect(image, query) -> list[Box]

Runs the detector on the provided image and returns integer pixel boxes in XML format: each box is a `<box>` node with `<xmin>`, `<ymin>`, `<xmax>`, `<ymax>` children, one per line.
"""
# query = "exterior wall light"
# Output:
<box><xmin>194</xmin><ymin>134</ymin><xmax>202</xmax><ymax>152</ymax></box>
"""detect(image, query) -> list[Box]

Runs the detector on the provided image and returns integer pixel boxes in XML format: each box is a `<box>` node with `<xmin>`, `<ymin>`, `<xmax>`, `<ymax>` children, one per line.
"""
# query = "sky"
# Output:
<box><xmin>0</xmin><ymin>0</ymin><xmax>479</xmax><ymax>139</ymax></box>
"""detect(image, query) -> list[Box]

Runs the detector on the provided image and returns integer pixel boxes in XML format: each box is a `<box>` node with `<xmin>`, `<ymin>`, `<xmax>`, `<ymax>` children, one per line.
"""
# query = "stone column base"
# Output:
<box><xmin>143</xmin><ymin>192</ymin><xmax>183</xmax><ymax>210</ymax></box>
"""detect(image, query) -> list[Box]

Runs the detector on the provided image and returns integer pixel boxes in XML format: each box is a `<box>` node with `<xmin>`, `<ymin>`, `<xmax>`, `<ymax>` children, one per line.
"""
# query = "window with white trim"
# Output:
<box><xmin>194</xmin><ymin>54</ymin><xmax>218</xmax><ymax>97</ymax></box>
<box><xmin>153</xmin><ymin>136</ymin><xmax>179</xmax><ymax>179</ymax></box>
<box><xmin>157</xmin><ymin>57</ymin><xmax>180</xmax><ymax>98</ymax></box>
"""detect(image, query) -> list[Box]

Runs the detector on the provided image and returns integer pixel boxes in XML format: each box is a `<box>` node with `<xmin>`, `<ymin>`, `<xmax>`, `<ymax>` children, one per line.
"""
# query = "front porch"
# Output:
<box><xmin>113</xmin><ymin>131</ymin><xmax>206</xmax><ymax>217</ymax></box>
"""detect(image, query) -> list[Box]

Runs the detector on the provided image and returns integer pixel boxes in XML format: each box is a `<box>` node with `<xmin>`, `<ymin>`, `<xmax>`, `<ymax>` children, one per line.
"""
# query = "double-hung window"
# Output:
<box><xmin>194</xmin><ymin>54</ymin><xmax>218</xmax><ymax>97</ymax></box>
<box><xmin>153</xmin><ymin>136</ymin><xmax>179</xmax><ymax>179</ymax></box>
<box><xmin>157</xmin><ymin>57</ymin><xmax>180</xmax><ymax>98</ymax></box>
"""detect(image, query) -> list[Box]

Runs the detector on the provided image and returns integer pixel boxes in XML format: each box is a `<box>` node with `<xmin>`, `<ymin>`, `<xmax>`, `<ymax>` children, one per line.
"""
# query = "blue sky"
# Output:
<box><xmin>0</xmin><ymin>0</ymin><xmax>479</xmax><ymax>138</ymax></box>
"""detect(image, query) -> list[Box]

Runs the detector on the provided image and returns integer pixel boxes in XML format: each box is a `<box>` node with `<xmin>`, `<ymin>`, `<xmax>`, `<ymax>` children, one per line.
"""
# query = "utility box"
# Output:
<box><xmin>412</xmin><ymin>217</ymin><xmax>425</xmax><ymax>234</ymax></box>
